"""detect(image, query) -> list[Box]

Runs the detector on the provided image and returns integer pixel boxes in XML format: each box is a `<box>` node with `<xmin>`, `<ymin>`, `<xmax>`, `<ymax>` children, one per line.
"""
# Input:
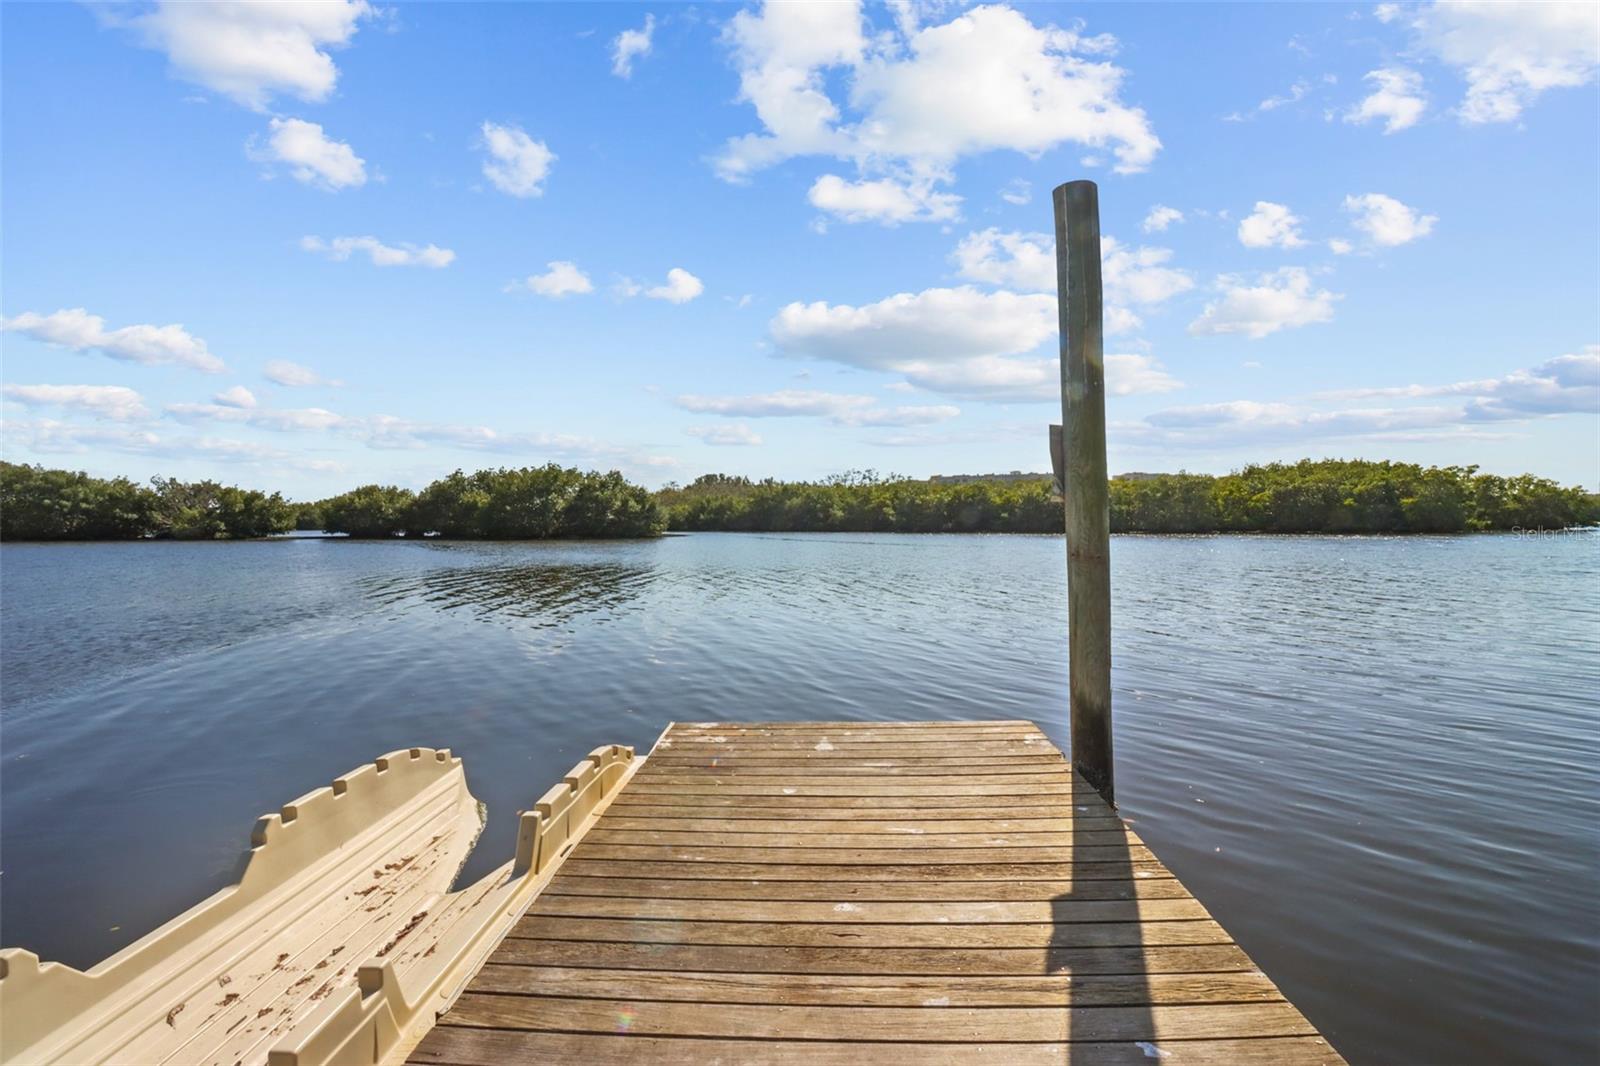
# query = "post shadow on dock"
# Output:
<box><xmin>1044</xmin><ymin>786</ymin><xmax>1154</xmax><ymax>1062</ymax></box>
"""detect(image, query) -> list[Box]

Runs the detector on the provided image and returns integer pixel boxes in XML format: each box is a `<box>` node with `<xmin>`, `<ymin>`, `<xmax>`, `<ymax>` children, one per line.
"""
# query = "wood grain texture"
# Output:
<box><xmin>408</xmin><ymin>720</ymin><xmax>1345</xmax><ymax>1065</ymax></box>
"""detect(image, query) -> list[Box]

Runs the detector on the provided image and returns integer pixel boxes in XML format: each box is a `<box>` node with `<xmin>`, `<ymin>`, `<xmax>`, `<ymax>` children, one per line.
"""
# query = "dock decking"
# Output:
<box><xmin>408</xmin><ymin>720</ymin><xmax>1344</xmax><ymax>1065</ymax></box>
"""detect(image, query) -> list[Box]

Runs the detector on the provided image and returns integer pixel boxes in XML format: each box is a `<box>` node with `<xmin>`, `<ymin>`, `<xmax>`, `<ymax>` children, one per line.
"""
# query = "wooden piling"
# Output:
<box><xmin>1053</xmin><ymin>180</ymin><xmax>1115</xmax><ymax>803</ymax></box>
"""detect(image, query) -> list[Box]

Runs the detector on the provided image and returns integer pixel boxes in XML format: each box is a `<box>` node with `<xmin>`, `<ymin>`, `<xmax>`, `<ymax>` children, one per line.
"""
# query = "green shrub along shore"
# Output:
<box><xmin>657</xmin><ymin>460</ymin><xmax>1598</xmax><ymax>535</ymax></box>
<box><xmin>0</xmin><ymin>462</ymin><xmax>663</xmax><ymax>540</ymax></box>
<box><xmin>1</xmin><ymin>458</ymin><xmax>1593</xmax><ymax>541</ymax></box>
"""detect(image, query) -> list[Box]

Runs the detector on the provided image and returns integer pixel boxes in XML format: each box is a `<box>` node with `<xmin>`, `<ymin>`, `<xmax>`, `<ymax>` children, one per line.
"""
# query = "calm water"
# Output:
<box><xmin>2</xmin><ymin>532</ymin><xmax>1596</xmax><ymax>1063</ymax></box>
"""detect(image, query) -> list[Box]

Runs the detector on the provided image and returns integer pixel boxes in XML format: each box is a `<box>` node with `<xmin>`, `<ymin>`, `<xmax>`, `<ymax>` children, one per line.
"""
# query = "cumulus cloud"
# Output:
<box><xmin>645</xmin><ymin>268</ymin><xmax>705</xmax><ymax>303</ymax></box>
<box><xmin>480</xmin><ymin>121</ymin><xmax>555</xmax><ymax>198</ymax></box>
<box><xmin>516</xmin><ymin>261</ymin><xmax>594</xmax><ymax>298</ymax></box>
<box><xmin>717</xmin><ymin>2</ymin><xmax>1159</xmax><ymax>216</ymax></box>
<box><xmin>1237</xmin><ymin>201</ymin><xmax>1307</xmax><ymax>249</ymax></box>
<box><xmin>1142</xmin><ymin>205</ymin><xmax>1183</xmax><ymax>233</ymax></box>
<box><xmin>2</xmin><ymin>308</ymin><xmax>224</xmax><ymax>372</ymax></box>
<box><xmin>122</xmin><ymin>0</ymin><xmax>373</xmax><ymax>111</ymax></box>
<box><xmin>300</xmin><ymin>235</ymin><xmax>455</xmax><ymax>267</ymax></box>
<box><xmin>951</xmin><ymin>229</ymin><xmax>1192</xmax><ymax>334</ymax></box>
<box><xmin>1345</xmin><ymin>67</ymin><xmax>1427</xmax><ymax>133</ymax></box>
<box><xmin>1341</xmin><ymin>193</ymin><xmax>1437</xmax><ymax>247</ymax></box>
<box><xmin>263</xmin><ymin>359</ymin><xmax>340</xmax><ymax>387</ymax></box>
<box><xmin>766</xmin><ymin>285</ymin><xmax>1181</xmax><ymax>402</ymax></box>
<box><xmin>252</xmin><ymin>118</ymin><xmax>366</xmax><ymax>189</ymax></box>
<box><xmin>213</xmin><ymin>385</ymin><xmax>257</xmax><ymax>408</ymax></box>
<box><xmin>1397</xmin><ymin>1</ymin><xmax>1599</xmax><ymax>124</ymax></box>
<box><xmin>2</xmin><ymin>383</ymin><xmax>150</xmax><ymax>421</ymax></box>
<box><xmin>808</xmin><ymin>174</ymin><xmax>961</xmax><ymax>225</ymax></box>
<box><xmin>675</xmin><ymin>388</ymin><xmax>959</xmax><ymax>427</ymax></box>
<box><xmin>1188</xmin><ymin>268</ymin><xmax>1339</xmax><ymax>339</ymax></box>
<box><xmin>612</xmin><ymin>14</ymin><xmax>655</xmax><ymax>78</ymax></box>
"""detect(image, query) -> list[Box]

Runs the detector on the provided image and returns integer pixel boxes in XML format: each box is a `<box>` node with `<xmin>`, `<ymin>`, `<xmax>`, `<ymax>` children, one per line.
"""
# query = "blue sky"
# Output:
<box><xmin>2</xmin><ymin>1</ymin><xmax>1597</xmax><ymax>498</ymax></box>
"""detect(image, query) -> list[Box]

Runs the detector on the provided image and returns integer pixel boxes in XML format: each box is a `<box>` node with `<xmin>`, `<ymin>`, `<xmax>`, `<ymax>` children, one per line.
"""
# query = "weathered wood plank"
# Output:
<box><xmin>644</xmin><ymin>754</ymin><xmax>1068</xmax><ymax>767</ymax></box>
<box><xmin>410</xmin><ymin>1029</ymin><xmax>1343</xmax><ymax>1066</ymax></box>
<box><xmin>637</xmin><ymin>763</ymin><xmax>1074</xmax><ymax>777</ymax></box>
<box><xmin>507</xmin><ymin>915</ymin><xmax>1231</xmax><ymax>949</ymax></box>
<box><xmin>542</xmin><ymin>875</ymin><xmax>1195</xmax><ymax>903</ymax></box>
<box><xmin>441</xmin><ymin>995</ymin><xmax>1319</xmax><ymax>1042</ymax></box>
<box><xmin>604</xmin><ymin>796</ymin><xmax>1102</xmax><ymax>813</ymax></box>
<box><xmin>555</xmin><ymin>858</ymin><xmax>1175</xmax><ymax>882</ymax></box>
<box><xmin>485</xmin><ymin>939</ymin><xmax>1257</xmax><ymax>976</ymax></box>
<box><xmin>591</xmin><ymin>815</ymin><xmax>1123</xmax><ymax>835</ymax></box>
<box><xmin>673</xmin><ymin>720</ymin><xmax>1041</xmax><ymax>731</ymax></box>
<box><xmin>621</xmin><ymin>782</ymin><xmax>1090</xmax><ymax>798</ymax></box>
<box><xmin>655</xmin><ymin>741</ymin><xmax>1059</xmax><ymax>755</ymax></box>
<box><xmin>526</xmin><ymin>895</ymin><xmax>1212</xmax><ymax>924</ymax></box>
<box><xmin>465</xmin><ymin>966</ymin><xmax>1282</xmax><ymax>1006</ymax></box>
<box><xmin>583</xmin><ymin>829</ymin><xmax>1141</xmax><ymax>850</ymax></box>
<box><xmin>569</xmin><ymin>843</ymin><xmax>1158</xmax><ymax>865</ymax></box>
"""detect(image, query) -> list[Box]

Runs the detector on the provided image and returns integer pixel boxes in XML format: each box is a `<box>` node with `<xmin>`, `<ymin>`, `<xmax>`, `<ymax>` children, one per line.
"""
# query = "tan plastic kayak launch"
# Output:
<box><xmin>0</xmin><ymin>744</ymin><xmax>637</xmax><ymax>1066</ymax></box>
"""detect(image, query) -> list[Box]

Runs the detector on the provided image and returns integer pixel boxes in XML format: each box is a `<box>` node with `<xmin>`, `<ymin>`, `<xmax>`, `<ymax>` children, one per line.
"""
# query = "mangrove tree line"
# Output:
<box><xmin>0</xmin><ymin>462</ymin><xmax>663</xmax><ymax>540</ymax></box>
<box><xmin>655</xmin><ymin>460</ymin><xmax>1598</xmax><ymax>534</ymax></box>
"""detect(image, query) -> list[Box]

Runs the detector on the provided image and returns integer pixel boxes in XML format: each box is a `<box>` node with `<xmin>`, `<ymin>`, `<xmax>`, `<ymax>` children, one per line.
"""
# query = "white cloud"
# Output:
<box><xmin>300</xmin><ymin>235</ymin><xmax>455</xmax><ymax>267</ymax></box>
<box><xmin>675</xmin><ymin>388</ymin><xmax>959</xmax><ymax>426</ymax></box>
<box><xmin>1188</xmin><ymin>268</ymin><xmax>1339</xmax><ymax>339</ymax></box>
<box><xmin>1328</xmin><ymin>238</ymin><xmax>1354</xmax><ymax>255</ymax></box>
<box><xmin>2</xmin><ymin>383</ymin><xmax>150</xmax><ymax>421</ymax></box>
<box><xmin>774</xmin><ymin>286</ymin><xmax>1055</xmax><ymax>369</ymax></box>
<box><xmin>612</xmin><ymin>14</ymin><xmax>655</xmax><ymax>78</ymax></box>
<box><xmin>125</xmin><ymin>0</ymin><xmax>373</xmax><ymax>111</ymax></box>
<box><xmin>845</xmin><ymin>404</ymin><xmax>961</xmax><ymax>427</ymax></box>
<box><xmin>517</xmin><ymin>261</ymin><xmax>595</xmax><ymax>298</ymax></box>
<box><xmin>1237</xmin><ymin>201</ymin><xmax>1307</xmax><ymax>249</ymax></box>
<box><xmin>167</xmin><ymin>401</ymin><xmax>344</xmax><ymax>432</ymax></box>
<box><xmin>480</xmin><ymin>121</ymin><xmax>555</xmax><ymax>198</ymax></box>
<box><xmin>716</xmin><ymin>2</ymin><xmax>1159</xmax><ymax>213</ymax></box>
<box><xmin>686</xmin><ymin>423</ymin><xmax>763</xmax><ymax>446</ymax></box>
<box><xmin>951</xmin><ymin>229</ymin><xmax>1056</xmax><ymax>291</ymax></box>
<box><xmin>1225</xmin><ymin>79</ymin><xmax>1316</xmax><ymax>121</ymax></box>
<box><xmin>253</xmin><ymin>117</ymin><xmax>366</xmax><ymax>189</ymax></box>
<box><xmin>2</xmin><ymin>308</ymin><xmax>224</xmax><ymax>372</ymax></box>
<box><xmin>1343</xmin><ymin>193</ymin><xmax>1437</xmax><ymax>246</ymax></box>
<box><xmin>1105</xmin><ymin>353</ymin><xmax>1183</xmax><ymax>396</ymax></box>
<box><xmin>1122</xmin><ymin>348</ymin><xmax>1598</xmax><ymax>450</ymax></box>
<box><xmin>1400</xmin><ymin>1</ymin><xmax>1600</xmax><ymax>124</ymax></box>
<box><xmin>767</xmin><ymin>284</ymin><xmax>1182</xmax><ymax>403</ymax></box>
<box><xmin>1102</xmin><ymin>237</ymin><xmax>1195</xmax><ymax>309</ymax></box>
<box><xmin>1345</xmin><ymin>67</ymin><xmax>1427</xmax><ymax>133</ymax></box>
<box><xmin>1000</xmin><ymin>179</ymin><xmax>1032</xmax><ymax>205</ymax></box>
<box><xmin>213</xmin><ymin>385</ymin><xmax>257</xmax><ymax>408</ymax></box>
<box><xmin>1142</xmin><ymin>205</ymin><xmax>1183</xmax><ymax>233</ymax></box>
<box><xmin>808</xmin><ymin>174</ymin><xmax>961</xmax><ymax>225</ymax></box>
<box><xmin>1319</xmin><ymin>345</ymin><xmax>1599</xmax><ymax>419</ymax></box>
<box><xmin>645</xmin><ymin>268</ymin><xmax>704</xmax><ymax>303</ymax></box>
<box><xmin>951</xmin><ymin>229</ymin><xmax>1192</xmax><ymax>334</ymax></box>
<box><xmin>263</xmin><ymin>359</ymin><xmax>340</xmax><ymax>387</ymax></box>
<box><xmin>2</xmin><ymin>418</ymin><xmax>345</xmax><ymax>469</ymax></box>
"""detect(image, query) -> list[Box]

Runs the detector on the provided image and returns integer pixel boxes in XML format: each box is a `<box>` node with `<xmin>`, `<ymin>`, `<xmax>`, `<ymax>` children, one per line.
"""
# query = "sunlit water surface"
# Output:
<box><xmin>2</xmin><ymin>532</ymin><xmax>1596</xmax><ymax>1064</ymax></box>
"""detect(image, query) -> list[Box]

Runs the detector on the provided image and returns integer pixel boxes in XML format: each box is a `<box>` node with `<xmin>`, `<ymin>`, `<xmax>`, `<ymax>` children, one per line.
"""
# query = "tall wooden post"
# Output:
<box><xmin>1053</xmin><ymin>180</ymin><xmax>1114</xmax><ymax>803</ymax></box>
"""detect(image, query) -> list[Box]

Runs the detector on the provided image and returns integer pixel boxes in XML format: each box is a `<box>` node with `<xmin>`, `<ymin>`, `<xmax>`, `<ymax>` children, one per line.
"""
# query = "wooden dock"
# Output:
<box><xmin>408</xmin><ymin>720</ymin><xmax>1344</xmax><ymax>1065</ymax></box>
